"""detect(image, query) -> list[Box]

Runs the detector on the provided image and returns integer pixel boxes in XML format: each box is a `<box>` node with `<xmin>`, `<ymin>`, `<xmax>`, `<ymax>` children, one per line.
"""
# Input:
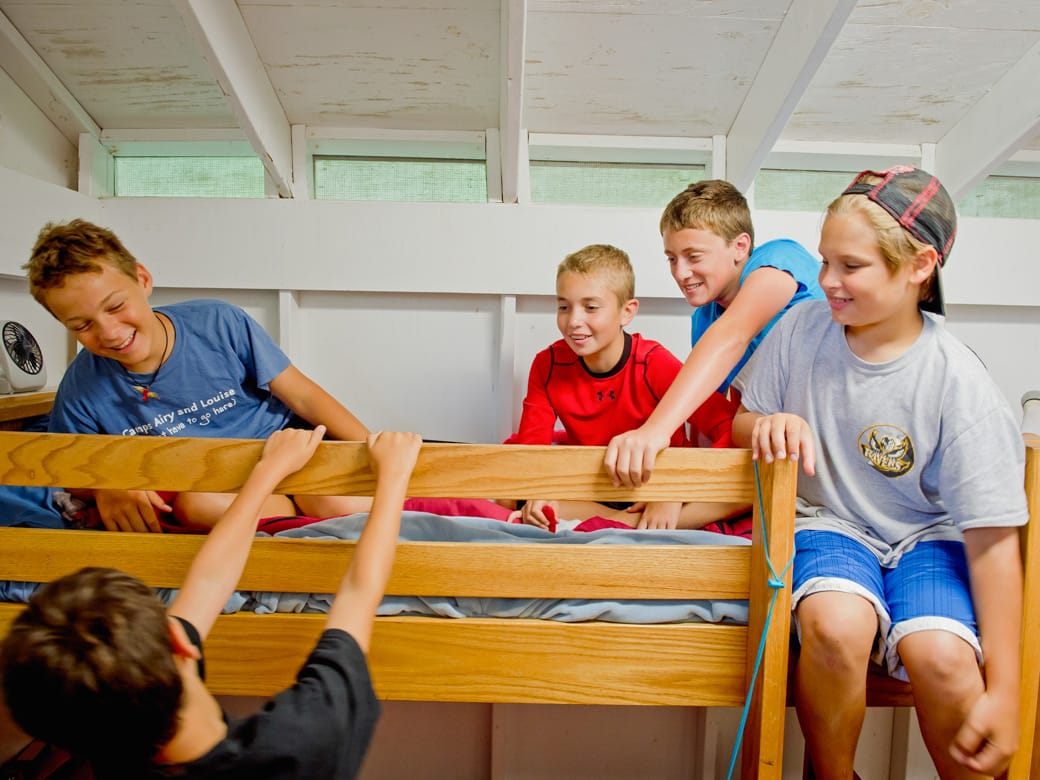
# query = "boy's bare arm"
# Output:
<box><xmin>951</xmin><ymin>525</ymin><xmax>1023</xmax><ymax>776</ymax></box>
<box><xmin>269</xmin><ymin>364</ymin><xmax>370</xmax><ymax>441</ymax></box>
<box><xmin>325</xmin><ymin>431</ymin><xmax>421</xmax><ymax>652</ymax></box>
<box><xmin>605</xmin><ymin>267</ymin><xmax>797</xmax><ymax>488</ymax></box>
<box><xmin>167</xmin><ymin>426</ymin><xmax>326</xmax><ymax>639</ymax></box>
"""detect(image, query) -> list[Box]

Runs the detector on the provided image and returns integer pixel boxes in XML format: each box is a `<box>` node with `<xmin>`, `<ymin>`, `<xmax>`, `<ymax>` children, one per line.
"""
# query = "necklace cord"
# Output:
<box><xmin>125</xmin><ymin>313</ymin><xmax>169</xmax><ymax>402</ymax></box>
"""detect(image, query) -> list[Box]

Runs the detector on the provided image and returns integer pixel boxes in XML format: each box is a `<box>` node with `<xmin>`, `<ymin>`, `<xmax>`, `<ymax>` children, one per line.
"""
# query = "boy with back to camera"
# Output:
<box><xmin>604</xmin><ymin>179</ymin><xmax>824</xmax><ymax>489</ymax></box>
<box><xmin>734</xmin><ymin>167</ymin><xmax>1028</xmax><ymax>778</ymax></box>
<box><xmin>25</xmin><ymin>219</ymin><xmax>372</xmax><ymax>533</ymax></box>
<box><xmin>509</xmin><ymin>243</ymin><xmax>747</xmax><ymax>530</ymax></box>
<box><xmin>1</xmin><ymin>426</ymin><xmax>422</xmax><ymax>778</ymax></box>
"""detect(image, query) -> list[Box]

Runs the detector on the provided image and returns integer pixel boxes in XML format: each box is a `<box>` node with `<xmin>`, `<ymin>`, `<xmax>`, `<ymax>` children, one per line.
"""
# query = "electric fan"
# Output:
<box><xmin>0</xmin><ymin>321</ymin><xmax>47</xmax><ymax>394</ymax></box>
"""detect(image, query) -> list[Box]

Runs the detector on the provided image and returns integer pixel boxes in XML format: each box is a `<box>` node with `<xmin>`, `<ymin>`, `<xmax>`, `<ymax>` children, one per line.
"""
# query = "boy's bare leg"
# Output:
<box><xmin>172</xmin><ymin>491</ymin><xmax>296</xmax><ymax>531</ymax></box>
<box><xmin>293</xmin><ymin>495</ymin><xmax>374</xmax><ymax>519</ymax></box>
<box><xmin>899</xmin><ymin>631</ymin><xmax>987</xmax><ymax>779</ymax></box>
<box><xmin>676</xmin><ymin>501</ymin><xmax>751</xmax><ymax>529</ymax></box>
<box><xmin>795</xmin><ymin>591</ymin><xmax>877</xmax><ymax>780</ymax></box>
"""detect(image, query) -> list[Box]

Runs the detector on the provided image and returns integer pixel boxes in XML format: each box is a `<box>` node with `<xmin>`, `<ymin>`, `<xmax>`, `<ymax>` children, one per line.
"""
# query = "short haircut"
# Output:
<box><xmin>0</xmin><ymin>567</ymin><xmax>182</xmax><ymax>767</ymax></box>
<box><xmin>24</xmin><ymin>219</ymin><xmax>140</xmax><ymax>305</ymax></box>
<box><xmin>826</xmin><ymin>176</ymin><xmax>942</xmax><ymax>309</ymax></box>
<box><xmin>557</xmin><ymin>244</ymin><xmax>635</xmax><ymax>305</ymax></box>
<box><xmin>659</xmin><ymin>179</ymin><xmax>755</xmax><ymax>252</ymax></box>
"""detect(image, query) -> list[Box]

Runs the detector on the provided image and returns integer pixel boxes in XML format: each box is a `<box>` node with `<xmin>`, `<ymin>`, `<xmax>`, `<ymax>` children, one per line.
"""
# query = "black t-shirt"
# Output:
<box><xmin>143</xmin><ymin>619</ymin><xmax>380</xmax><ymax>779</ymax></box>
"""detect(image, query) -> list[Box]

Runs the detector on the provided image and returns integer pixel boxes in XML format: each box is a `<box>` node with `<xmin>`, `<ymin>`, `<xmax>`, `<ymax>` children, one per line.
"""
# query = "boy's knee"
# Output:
<box><xmin>799</xmin><ymin>592</ymin><xmax>877</xmax><ymax>647</ymax></box>
<box><xmin>899</xmin><ymin>631</ymin><xmax>979</xmax><ymax>692</ymax></box>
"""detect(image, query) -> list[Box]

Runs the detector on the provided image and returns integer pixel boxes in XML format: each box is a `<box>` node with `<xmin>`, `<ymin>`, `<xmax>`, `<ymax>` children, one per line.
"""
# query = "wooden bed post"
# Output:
<box><xmin>741</xmin><ymin>457</ymin><xmax>797</xmax><ymax>780</ymax></box>
<box><xmin>1017</xmin><ymin>435</ymin><xmax>1040</xmax><ymax>780</ymax></box>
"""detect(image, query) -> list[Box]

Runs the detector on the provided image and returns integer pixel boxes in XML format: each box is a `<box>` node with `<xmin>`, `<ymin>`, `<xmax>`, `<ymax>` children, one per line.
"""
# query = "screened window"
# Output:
<box><xmin>113</xmin><ymin>157</ymin><xmax>265</xmax><ymax>198</ymax></box>
<box><xmin>753</xmin><ymin>169</ymin><xmax>855</xmax><ymax>212</ymax></box>
<box><xmin>314</xmin><ymin>157</ymin><xmax>487</xmax><ymax>202</ymax></box>
<box><xmin>529</xmin><ymin>161</ymin><xmax>706</xmax><ymax>207</ymax></box>
<box><xmin>958</xmin><ymin>176</ymin><xmax>1040</xmax><ymax>219</ymax></box>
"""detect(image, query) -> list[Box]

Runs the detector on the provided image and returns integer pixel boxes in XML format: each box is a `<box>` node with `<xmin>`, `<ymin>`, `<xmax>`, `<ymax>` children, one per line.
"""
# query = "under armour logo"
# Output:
<box><xmin>596</xmin><ymin>390</ymin><xmax>616</xmax><ymax>402</ymax></box>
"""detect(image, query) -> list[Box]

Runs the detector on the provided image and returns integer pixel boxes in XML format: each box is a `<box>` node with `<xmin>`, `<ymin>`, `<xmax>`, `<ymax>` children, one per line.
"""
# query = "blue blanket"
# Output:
<box><xmin>239</xmin><ymin>512</ymin><xmax>750</xmax><ymax>625</ymax></box>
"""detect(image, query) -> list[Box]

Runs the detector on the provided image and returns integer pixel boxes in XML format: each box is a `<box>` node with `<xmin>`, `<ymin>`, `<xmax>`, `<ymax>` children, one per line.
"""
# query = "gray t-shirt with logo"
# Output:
<box><xmin>742</xmin><ymin>301</ymin><xmax>1028</xmax><ymax>566</ymax></box>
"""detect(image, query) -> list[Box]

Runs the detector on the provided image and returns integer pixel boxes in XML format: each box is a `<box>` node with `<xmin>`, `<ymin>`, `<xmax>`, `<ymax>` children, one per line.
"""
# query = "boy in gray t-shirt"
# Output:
<box><xmin>734</xmin><ymin>167</ymin><xmax>1028</xmax><ymax>779</ymax></box>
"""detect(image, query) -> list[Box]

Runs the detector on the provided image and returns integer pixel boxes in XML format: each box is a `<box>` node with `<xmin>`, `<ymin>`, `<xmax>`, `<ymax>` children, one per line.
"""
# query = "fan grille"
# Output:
<box><xmin>3</xmin><ymin>322</ymin><xmax>44</xmax><ymax>375</ymax></box>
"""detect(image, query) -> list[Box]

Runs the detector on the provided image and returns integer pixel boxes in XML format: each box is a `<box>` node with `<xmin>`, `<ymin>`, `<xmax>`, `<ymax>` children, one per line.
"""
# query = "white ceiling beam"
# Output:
<box><xmin>726</xmin><ymin>0</ymin><xmax>856</xmax><ymax>192</ymax></box>
<box><xmin>0</xmin><ymin>8</ymin><xmax>100</xmax><ymax>143</ymax></box>
<box><xmin>934</xmin><ymin>38</ymin><xmax>1040</xmax><ymax>201</ymax></box>
<box><xmin>173</xmin><ymin>0</ymin><xmax>294</xmax><ymax>198</ymax></box>
<box><xmin>499</xmin><ymin>0</ymin><xmax>527</xmax><ymax>204</ymax></box>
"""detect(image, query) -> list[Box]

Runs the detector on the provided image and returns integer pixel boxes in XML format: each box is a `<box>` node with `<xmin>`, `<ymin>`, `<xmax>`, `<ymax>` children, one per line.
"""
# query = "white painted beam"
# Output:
<box><xmin>0</xmin><ymin>8</ymin><xmax>100</xmax><ymax>144</ymax></box>
<box><xmin>173</xmin><ymin>0</ymin><xmax>294</xmax><ymax>198</ymax></box>
<box><xmin>291</xmin><ymin>124</ymin><xmax>311</xmax><ymax>200</ymax></box>
<box><xmin>726</xmin><ymin>0</ymin><xmax>856</xmax><ymax>192</ymax></box>
<box><xmin>935</xmin><ymin>39</ymin><xmax>1040</xmax><ymax>201</ymax></box>
<box><xmin>499</xmin><ymin>0</ymin><xmax>527</xmax><ymax>204</ymax></box>
<box><xmin>486</xmin><ymin>128</ymin><xmax>504</xmax><ymax>202</ymax></box>
<box><xmin>78</xmin><ymin>133</ymin><xmax>112</xmax><ymax>197</ymax></box>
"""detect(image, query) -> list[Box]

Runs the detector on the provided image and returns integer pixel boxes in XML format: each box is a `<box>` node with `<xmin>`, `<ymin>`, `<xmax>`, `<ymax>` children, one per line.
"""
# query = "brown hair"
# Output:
<box><xmin>826</xmin><ymin>177</ymin><xmax>941</xmax><ymax>308</ymax></box>
<box><xmin>0</xmin><ymin>567</ymin><xmax>182</xmax><ymax>766</ymax></box>
<box><xmin>24</xmin><ymin>219</ymin><xmax>140</xmax><ymax>305</ymax></box>
<box><xmin>659</xmin><ymin>179</ymin><xmax>755</xmax><ymax>252</ymax></box>
<box><xmin>557</xmin><ymin>244</ymin><xmax>635</xmax><ymax>305</ymax></box>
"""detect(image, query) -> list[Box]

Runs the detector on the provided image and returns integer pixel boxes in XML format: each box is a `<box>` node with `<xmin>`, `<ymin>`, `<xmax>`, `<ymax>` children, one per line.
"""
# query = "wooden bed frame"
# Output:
<box><xmin>3</xmin><ymin>432</ymin><xmax>1037</xmax><ymax>776</ymax></box>
<box><xmin>0</xmin><ymin>430</ymin><xmax>797</xmax><ymax>778</ymax></box>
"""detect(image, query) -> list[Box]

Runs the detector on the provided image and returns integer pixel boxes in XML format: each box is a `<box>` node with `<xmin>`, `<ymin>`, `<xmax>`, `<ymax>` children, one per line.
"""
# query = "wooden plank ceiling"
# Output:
<box><xmin>0</xmin><ymin>0</ymin><xmax>1038</xmax><ymax>199</ymax></box>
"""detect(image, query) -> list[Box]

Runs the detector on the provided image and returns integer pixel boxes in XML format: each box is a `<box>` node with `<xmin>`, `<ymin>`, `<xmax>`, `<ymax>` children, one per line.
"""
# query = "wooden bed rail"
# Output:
<box><xmin>0</xmin><ymin>431</ymin><xmax>797</xmax><ymax>779</ymax></box>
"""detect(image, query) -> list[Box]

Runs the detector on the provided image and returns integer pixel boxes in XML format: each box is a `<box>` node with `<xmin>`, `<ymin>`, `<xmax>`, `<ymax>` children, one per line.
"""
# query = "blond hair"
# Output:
<box><xmin>826</xmin><ymin>177</ymin><xmax>940</xmax><ymax>308</ymax></box>
<box><xmin>557</xmin><ymin>244</ymin><xmax>635</xmax><ymax>305</ymax></box>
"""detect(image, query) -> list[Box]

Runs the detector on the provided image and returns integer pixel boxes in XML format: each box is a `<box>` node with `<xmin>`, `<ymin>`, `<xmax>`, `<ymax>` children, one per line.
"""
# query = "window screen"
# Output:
<box><xmin>113</xmin><ymin>157</ymin><xmax>265</xmax><ymax>198</ymax></box>
<box><xmin>314</xmin><ymin>157</ymin><xmax>487</xmax><ymax>202</ymax></box>
<box><xmin>529</xmin><ymin>161</ymin><xmax>706</xmax><ymax>207</ymax></box>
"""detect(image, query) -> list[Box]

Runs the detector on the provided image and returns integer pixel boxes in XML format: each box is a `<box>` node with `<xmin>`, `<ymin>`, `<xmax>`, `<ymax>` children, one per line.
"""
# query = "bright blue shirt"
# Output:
<box><xmin>690</xmin><ymin>238</ymin><xmax>824</xmax><ymax>391</ymax></box>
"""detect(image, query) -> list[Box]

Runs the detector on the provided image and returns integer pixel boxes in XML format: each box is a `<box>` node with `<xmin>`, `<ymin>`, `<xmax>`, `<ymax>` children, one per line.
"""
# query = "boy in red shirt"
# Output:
<box><xmin>510</xmin><ymin>244</ymin><xmax>746</xmax><ymax>530</ymax></box>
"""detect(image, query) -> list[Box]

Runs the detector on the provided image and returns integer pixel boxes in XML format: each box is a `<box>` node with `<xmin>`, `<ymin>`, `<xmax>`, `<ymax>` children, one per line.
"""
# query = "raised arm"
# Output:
<box><xmin>605</xmin><ymin>267</ymin><xmax>797</xmax><ymax>487</ymax></box>
<box><xmin>167</xmin><ymin>426</ymin><xmax>326</xmax><ymax>638</ymax></box>
<box><xmin>325</xmin><ymin>431</ymin><xmax>421</xmax><ymax>652</ymax></box>
<box><xmin>270</xmin><ymin>364</ymin><xmax>370</xmax><ymax>441</ymax></box>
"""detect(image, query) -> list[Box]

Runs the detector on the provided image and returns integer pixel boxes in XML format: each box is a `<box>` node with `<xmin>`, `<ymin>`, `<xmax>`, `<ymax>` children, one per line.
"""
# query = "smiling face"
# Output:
<box><xmin>817</xmin><ymin>210</ymin><xmax>932</xmax><ymax>341</ymax></box>
<box><xmin>663</xmin><ymin>227</ymin><xmax>749</xmax><ymax>309</ymax></box>
<box><xmin>556</xmin><ymin>270</ymin><xmax>637</xmax><ymax>373</ymax></box>
<box><xmin>41</xmin><ymin>258</ymin><xmax>164</xmax><ymax>373</ymax></box>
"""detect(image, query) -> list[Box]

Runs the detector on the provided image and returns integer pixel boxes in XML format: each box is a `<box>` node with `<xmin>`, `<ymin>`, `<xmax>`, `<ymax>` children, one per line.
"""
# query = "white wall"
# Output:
<box><xmin>1</xmin><ymin>166</ymin><xmax>1037</xmax><ymax>434</ymax></box>
<box><xmin>2</xmin><ymin>162</ymin><xmax>1037</xmax><ymax>778</ymax></box>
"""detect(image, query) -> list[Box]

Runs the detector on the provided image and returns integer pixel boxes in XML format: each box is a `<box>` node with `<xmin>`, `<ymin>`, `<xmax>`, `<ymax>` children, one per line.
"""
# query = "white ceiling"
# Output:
<box><xmin>1</xmin><ymin>0</ymin><xmax>1038</xmax><ymax>200</ymax></box>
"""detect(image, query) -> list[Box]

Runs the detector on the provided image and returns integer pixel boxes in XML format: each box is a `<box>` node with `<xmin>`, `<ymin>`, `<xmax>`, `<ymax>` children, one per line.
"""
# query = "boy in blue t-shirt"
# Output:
<box><xmin>605</xmin><ymin>179</ymin><xmax>824</xmax><ymax>488</ymax></box>
<box><xmin>25</xmin><ymin>219</ymin><xmax>371</xmax><ymax>532</ymax></box>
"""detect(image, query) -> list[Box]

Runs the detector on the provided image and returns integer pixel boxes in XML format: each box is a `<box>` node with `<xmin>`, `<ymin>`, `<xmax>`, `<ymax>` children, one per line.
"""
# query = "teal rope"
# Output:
<box><xmin>725</xmin><ymin>460</ymin><xmax>795</xmax><ymax>780</ymax></box>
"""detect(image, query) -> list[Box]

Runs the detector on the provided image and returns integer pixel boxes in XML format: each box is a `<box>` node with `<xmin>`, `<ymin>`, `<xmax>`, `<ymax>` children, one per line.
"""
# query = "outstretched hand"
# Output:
<box><xmin>748</xmin><ymin>413</ymin><xmax>816</xmax><ymax>476</ymax></box>
<box><xmin>604</xmin><ymin>426</ymin><xmax>671</xmax><ymax>489</ymax></box>
<box><xmin>366</xmin><ymin>430</ymin><xmax>422</xmax><ymax>481</ymax></box>
<box><xmin>259</xmin><ymin>425</ymin><xmax>327</xmax><ymax>478</ymax></box>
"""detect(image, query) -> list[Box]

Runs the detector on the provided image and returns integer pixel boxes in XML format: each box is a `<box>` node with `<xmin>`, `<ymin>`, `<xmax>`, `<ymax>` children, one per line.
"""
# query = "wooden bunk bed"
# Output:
<box><xmin>0</xmin><ymin>430</ymin><xmax>797</xmax><ymax>778</ymax></box>
<box><xmin>3</xmin><ymin>431</ymin><xmax>1037</xmax><ymax>776</ymax></box>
